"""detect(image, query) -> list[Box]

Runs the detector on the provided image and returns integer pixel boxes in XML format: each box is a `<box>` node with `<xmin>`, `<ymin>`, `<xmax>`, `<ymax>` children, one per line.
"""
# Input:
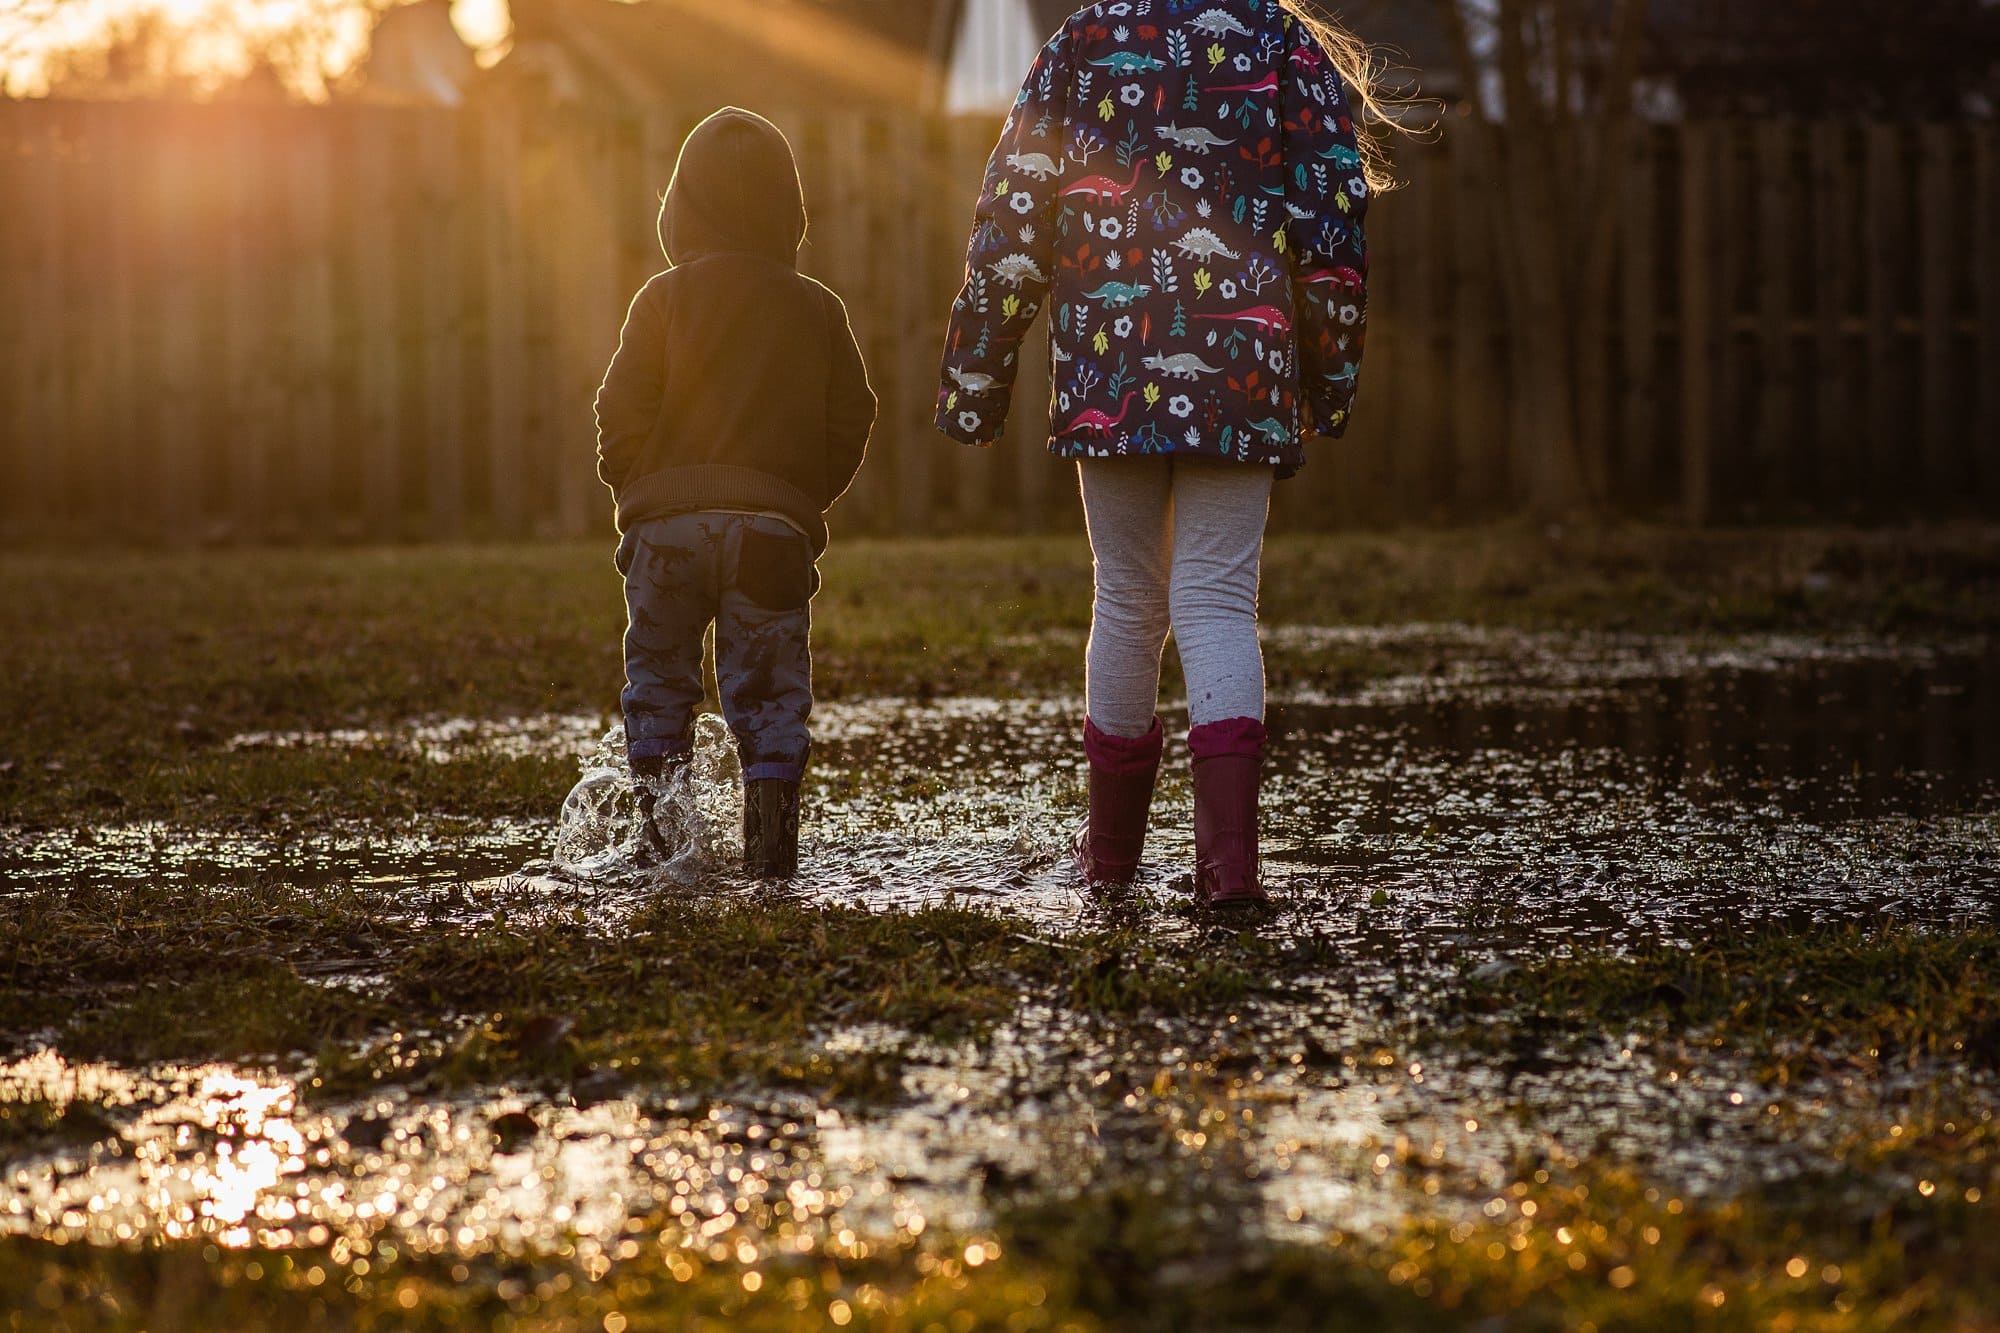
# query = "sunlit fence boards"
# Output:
<box><xmin>0</xmin><ymin>99</ymin><xmax>1995</xmax><ymax>541</ymax></box>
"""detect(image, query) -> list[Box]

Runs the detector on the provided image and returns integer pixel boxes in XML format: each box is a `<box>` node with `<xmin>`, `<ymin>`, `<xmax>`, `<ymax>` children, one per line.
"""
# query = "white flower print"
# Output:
<box><xmin>1219</xmin><ymin>279</ymin><xmax>1238</xmax><ymax>299</ymax></box>
<box><xmin>1179</xmin><ymin>167</ymin><xmax>1204</xmax><ymax>189</ymax></box>
<box><xmin>1099</xmin><ymin>216</ymin><xmax>1124</xmax><ymax>241</ymax></box>
<box><xmin>1009</xmin><ymin>192</ymin><xmax>1035</xmax><ymax>214</ymax></box>
<box><xmin>1059</xmin><ymin>392</ymin><xmax>1072</xmax><ymax>411</ymax></box>
<box><xmin>1348</xmin><ymin>176</ymin><xmax>1368</xmax><ymax>199</ymax></box>
<box><xmin>1268</xmin><ymin>348</ymin><xmax>1283</xmax><ymax>370</ymax></box>
<box><xmin>1338</xmin><ymin>304</ymin><xmax>1360</xmax><ymax>326</ymax></box>
<box><xmin>1168</xmin><ymin>395</ymin><xmax>1194</xmax><ymax>418</ymax></box>
<box><xmin>1233</xmin><ymin>53</ymin><xmax>1252</xmax><ymax>73</ymax></box>
<box><xmin>1113</xmin><ymin>315</ymin><xmax>1134</xmax><ymax>338</ymax></box>
<box><xmin>1105</xmin><ymin>1</ymin><xmax>1130</xmax><ymax>13</ymax></box>
<box><xmin>958</xmin><ymin>410</ymin><xmax>983</xmax><ymax>432</ymax></box>
<box><xmin>1121</xmin><ymin>83</ymin><xmax>1144</xmax><ymax>106</ymax></box>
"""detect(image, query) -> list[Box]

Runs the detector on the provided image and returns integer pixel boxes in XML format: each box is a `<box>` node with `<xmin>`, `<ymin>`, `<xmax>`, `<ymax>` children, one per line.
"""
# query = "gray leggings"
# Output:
<box><xmin>1078</xmin><ymin>457</ymin><xmax>1275</xmax><ymax>738</ymax></box>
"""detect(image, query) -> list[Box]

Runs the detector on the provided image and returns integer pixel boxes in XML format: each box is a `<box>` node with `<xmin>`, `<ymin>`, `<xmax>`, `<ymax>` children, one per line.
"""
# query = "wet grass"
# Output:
<box><xmin>3</xmin><ymin>1136</ymin><xmax>1996</xmax><ymax>1332</ymax></box>
<box><xmin>3</xmin><ymin>525</ymin><xmax>1996</xmax><ymax>827</ymax></box>
<box><xmin>1463</xmin><ymin>923</ymin><xmax>2000</xmax><ymax>1081</ymax></box>
<box><xmin>0</xmin><ymin>877</ymin><xmax>1275</xmax><ymax>1107</ymax></box>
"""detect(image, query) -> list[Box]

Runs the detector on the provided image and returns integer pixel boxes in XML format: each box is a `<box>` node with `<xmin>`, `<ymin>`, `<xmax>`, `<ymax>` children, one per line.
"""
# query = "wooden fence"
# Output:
<box><xmin>0</xmin><ymin>97</ymin><xmax>1995</xmax><ymax>541</ymax></box>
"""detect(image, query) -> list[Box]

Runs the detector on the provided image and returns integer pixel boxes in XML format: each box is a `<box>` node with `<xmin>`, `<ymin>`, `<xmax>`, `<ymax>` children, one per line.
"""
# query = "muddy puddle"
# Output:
<box><xmin>3</xmin><ymin>628</ymin><xmax>1996</xmax><ymax>1262</ymax></box>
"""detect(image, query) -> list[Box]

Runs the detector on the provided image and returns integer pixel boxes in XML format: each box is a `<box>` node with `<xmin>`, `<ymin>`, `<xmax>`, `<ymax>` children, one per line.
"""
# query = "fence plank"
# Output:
<box><xmin>354</xmin><ymin>110</ymin><xmax>404</xmax><ymax>536</ymax></box>
<box><xmin>1619</xmin><ymin>131</ymin><xmax>1657</xmax><ymax>504</ymax></box>
<box><xmin>224</xmin><ymin>114</ymin><xmax>274</xmax><ymax>539</ymax></box>
<box><xmin>1756</xmin><ymin>123</ymin><xmax>1795</xmax><ymax>509</ymax></box>
<box><xmin>19</xmin><ymin>109</ymin><xmax>64</xmax><ymax>524</ymax></box>
<box><xmin>288</xmin><ymin>120</ymin><xmax>337</xmax><ymax>534</ymax></box>
<box><xmin>483</xmin><ymin>99</ymin><xmax>529</xmax><ymax>530</ymax></box>
<box><xmin>417</xmin><ymin>111</ymin><xmax>467</xmax><ymax>536</ymax></box>
<box><xmin>1864</xmin><ymin>124</ymin><xmax>1900</xmax><ymax>504</ymax></box>
<box><xmin>1679</xmin><ymin>123</ymin><xmax>1717</xmax><ymax>524</ymax></box>
<box><xmin>1809</xmin><ymin>124</ymin><xmax>1852</xmax><ymax>511</ymax></box>
<box><xmin>154</xmin><ymin>112</ymin><xmax>201</xmax><ymax>541</ymax></box>
<box><xmin>1917</xmin><ymin>124</ymin><xmax>1955</xmax><ymax>501</ymax></box>
<box><xmin>1452</xmin><ymin>134</ymin><xmax>1500</xmax><ymax>513</ymax></box>
<box><xmin>1980</xmin><ymin>125</ymin><xmax>2000</xmax><ymax>507</ymax></box>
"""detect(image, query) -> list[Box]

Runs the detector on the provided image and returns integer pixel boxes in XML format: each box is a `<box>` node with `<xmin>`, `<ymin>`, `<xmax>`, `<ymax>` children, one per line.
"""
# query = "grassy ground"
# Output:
<box><xmin>2</xmin><ymin>524</ymin><xmax>1996</xmax><ymax>827</ymax></box>
<box><xmin>3</xmin><ymin>525</ymin><xmax>1998</xmax><ymax>1329</ymax></box>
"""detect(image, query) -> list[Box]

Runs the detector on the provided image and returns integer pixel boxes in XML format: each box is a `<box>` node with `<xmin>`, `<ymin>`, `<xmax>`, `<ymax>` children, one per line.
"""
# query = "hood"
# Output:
<box><xmin>657</xmin><ymin>107</ymin><xmax>807</xmax><ymax>267</ymax></box>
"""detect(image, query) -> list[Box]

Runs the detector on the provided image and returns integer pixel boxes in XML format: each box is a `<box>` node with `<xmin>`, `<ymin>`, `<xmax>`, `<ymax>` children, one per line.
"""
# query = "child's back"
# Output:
<box><xmin>598</xmin><ymin>107</ymin><xmax>875</xmax><ymax>555</ymax></box>
<box><xmin>936</xmin><ymin>0</ymin><xmax>1369</xmax><ymax>475</ymax></box>
<box><xmin>597</xmin><ymin>107</ymin><xmax>876</xmax><ymax>877</ymax></box>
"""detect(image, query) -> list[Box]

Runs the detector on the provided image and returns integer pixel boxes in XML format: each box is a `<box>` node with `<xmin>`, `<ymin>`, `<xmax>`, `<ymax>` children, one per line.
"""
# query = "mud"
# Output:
<box><xmin>2</xmin><ymin>629</ymin><xmax>1995</xmax><ymax>1266</ymax></box>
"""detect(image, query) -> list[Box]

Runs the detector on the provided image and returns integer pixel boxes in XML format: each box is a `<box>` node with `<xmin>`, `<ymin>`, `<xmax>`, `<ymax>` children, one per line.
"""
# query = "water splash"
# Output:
<box><xmin>548</xmin><ymin>716</ymin><xmax>744</xmax><ymax>886</ymax></box>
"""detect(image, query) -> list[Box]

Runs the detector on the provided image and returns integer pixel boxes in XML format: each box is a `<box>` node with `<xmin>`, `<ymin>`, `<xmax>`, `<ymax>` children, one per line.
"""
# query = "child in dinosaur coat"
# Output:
<box><xmin>598</xmin><ymin>106</ymin><xmax>876</xmax><ymax>878</ymax></box>
<box><xmin>937</xmin><ymin>1</ymin><xmax>1376</xmax><ymax>906</ymax></box>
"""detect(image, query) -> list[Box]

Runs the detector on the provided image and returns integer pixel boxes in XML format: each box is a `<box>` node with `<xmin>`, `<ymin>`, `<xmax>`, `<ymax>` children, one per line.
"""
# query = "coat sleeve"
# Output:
<box><xmin>1279</xmin><ymin>15</ymin><xmax>1371</xmax><ymax>439</ymax></box>
<box><xmin>935</xmin><ymin>25</ymin><xmax>1073</xmax><ymax>447</ymax></box>
<box><xmin>595</xmin><ymin>280</ymin><xmax>668</xmax><ymax>491</ymax></box>
<box><xmin>823</xmin><ymin>288</ymin><xmax>877</xmax><ymax>506</ymax></box>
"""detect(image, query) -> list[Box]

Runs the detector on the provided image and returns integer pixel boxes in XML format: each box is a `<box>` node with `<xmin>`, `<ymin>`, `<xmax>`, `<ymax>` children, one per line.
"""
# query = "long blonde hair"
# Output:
<box><xmin>1279</xmin><ymin>1</ymin><xmax>1417</xmax><ymax>194</ymax></box>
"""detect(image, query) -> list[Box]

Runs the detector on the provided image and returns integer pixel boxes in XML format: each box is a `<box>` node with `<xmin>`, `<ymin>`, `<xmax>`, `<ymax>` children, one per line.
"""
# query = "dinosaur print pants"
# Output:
<box><xmin>1078</xmin><ymin>457</ymin><xmax>1275</xmax><ymax>740</ymax></box>
<box><xmin>616</xmin><ymin>512</ymin><xmax>816</xmax><ymax>783</ymax></box>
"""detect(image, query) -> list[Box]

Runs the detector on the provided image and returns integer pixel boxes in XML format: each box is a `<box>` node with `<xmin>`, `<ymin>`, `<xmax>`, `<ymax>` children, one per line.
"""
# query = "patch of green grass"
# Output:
<box><xmin>1459</xmin><ymin>922</ymin><xmax>2000</xmax><ymax>1081</ymax></box>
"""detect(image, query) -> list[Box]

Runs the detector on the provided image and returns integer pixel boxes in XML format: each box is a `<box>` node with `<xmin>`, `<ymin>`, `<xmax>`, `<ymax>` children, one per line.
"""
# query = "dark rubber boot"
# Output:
<box><xmin>1072</xmin><ymin>717</ymin><xmax>1164</xmax><ymax>884</ymax></box>
<box><xmin>744</xmin><ymin>778</ymin><xmax>801</xmax><ymax>879</ymax></box>
<box><xmin>1190</xmin><ymin>718</ymin><xmax>1268</xmax><ymax>908</ymax></box>
<box><xmin>633</xmin><ymin>752</ymin><xmax>690</xmax><ymax>865</ymax></box>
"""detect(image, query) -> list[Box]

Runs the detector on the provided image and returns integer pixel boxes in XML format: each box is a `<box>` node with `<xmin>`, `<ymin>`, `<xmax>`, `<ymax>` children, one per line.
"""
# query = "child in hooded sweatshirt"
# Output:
<box><xmin>597</xmin><ymin>106</ymin><xmax>876</xmax><ymax>878</ymax></box>
<box><xmin>937</xmin><ymin>1</ymin><xmax>1377</xmax><ymax>906</ymax></box>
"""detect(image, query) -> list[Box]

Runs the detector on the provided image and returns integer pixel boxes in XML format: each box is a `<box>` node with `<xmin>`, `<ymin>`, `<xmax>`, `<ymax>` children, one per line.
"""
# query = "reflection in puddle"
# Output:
<box><xmin>1</xmin><ymin>631</ymin><xmax>1995</xmax><ymax>1262</ymax></box>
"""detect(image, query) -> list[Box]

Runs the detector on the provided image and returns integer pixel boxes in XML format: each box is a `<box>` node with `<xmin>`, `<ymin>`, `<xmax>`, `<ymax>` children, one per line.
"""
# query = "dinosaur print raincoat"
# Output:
<box><xmin>936</xmin><ymin>0</ymin><xmax>1370</xmax><ymax>478</ymax></box>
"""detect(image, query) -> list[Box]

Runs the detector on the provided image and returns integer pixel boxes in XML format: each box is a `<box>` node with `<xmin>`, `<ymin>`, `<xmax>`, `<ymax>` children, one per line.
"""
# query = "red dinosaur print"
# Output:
<box><xmin>1064</xmin><ymin>391</ymin><xmax>1138</xmax><ymax>438</ymax></box>
<box><xmin>1211</xmin><ymin>72</ymin><xmax>1280</xmax><ymax>96</ymax></box>
<box><xmin>1303</xmin><ymin>267</ymin><xmax>1365</xmax><ymax>293</ymax></box>
<box><xmin>1060</xmin><ymin>163</ymin><xmax>1146</xmax><ymax>205</ymax></box>
<box><xmin>1191</xmin><ymin>305</ymin><xmax>1293</xmax><ymax>335</ymax></box>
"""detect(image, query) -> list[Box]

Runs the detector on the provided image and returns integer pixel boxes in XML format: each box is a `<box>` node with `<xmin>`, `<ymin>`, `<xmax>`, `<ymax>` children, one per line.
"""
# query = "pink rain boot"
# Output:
<box><xmin>1072</xmin><ymin>716</ymin><xmax>1164</xmax><ymax>884</ymax></box>
<box><xmin>1190</xmin><ymin>718</ymin><xmax>1268</xmax><ymax>908</ymax></box>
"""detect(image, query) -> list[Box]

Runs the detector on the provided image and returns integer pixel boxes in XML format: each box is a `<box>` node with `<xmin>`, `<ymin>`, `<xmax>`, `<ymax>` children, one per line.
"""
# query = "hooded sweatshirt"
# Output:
<box><xmin>934</xmin><ymin>0</ymin><xmax>1370</xmax><ymax>479</ymax></box>
<box><xmin>596</xmin><ymin>107</ymin><xmax>876</xmax><ymax>554</ymax></box>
